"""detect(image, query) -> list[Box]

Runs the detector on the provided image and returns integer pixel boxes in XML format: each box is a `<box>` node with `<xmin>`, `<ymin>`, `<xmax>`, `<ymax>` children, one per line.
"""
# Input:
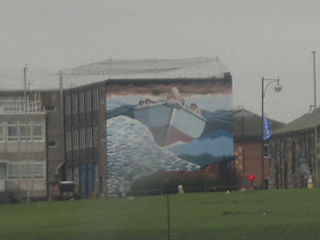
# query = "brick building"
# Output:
<box><xmin>233</xmin><ymin>107</ymin><xmax>284</xmax><ymax>189</ymax></box>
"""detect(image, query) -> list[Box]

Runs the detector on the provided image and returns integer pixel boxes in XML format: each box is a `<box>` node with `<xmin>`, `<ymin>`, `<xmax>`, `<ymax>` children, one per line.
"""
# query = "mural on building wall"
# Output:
<box><xmin>106</xmin><ymin>80</ymin><xmax>233</xmax><ymax>197</ymax></box>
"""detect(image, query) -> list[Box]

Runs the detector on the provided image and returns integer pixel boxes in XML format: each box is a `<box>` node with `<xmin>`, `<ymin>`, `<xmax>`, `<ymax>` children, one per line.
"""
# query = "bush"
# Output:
<box><xmin>130</xmin><ymin>171</ymin><xmax>229</xmax><ymax>196</ymax></box>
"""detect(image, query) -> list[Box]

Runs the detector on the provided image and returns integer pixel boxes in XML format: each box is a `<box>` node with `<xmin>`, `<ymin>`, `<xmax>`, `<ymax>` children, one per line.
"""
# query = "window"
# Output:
<box><xmin>33</xmin><ymin>163</ymin><xmax>45</xmax><ymax>179</ymax></box>
<box><xmin>20</xmin><ymin>121</ymin><xmax>31</xmax><ymax>141</ymax></box>
<box><xmin>65</xmin><ymin>95</ymin><xmax>71</xmax><ymax>116</ymax></box>
<box><xmin>66</xmin><ymin>168</ymin><xmax>72</xmax><ymax>181</ymax></box>
<box><xmin>93</xmin><ymin>127</ymin><xmax>98</xmax><ymax>147</ymax></box>
<box><xmin>8</xmin><ymin>163</ymin><xmax>19</xmax><ymax>179</ymax></box>
<box><xmin>92</xmin><ymin>88</ymin><xmax>99</xmax><ymax>110</ymax></box>
<box><xmin>72</xmin><ymin>130</ymin><xmax>79</xmax><ymax>150</ymax></box>
<box><xmin>0</xmin><ymin>96</ymin><xmax>24</xmax><ymax>113</ymax></box>
<box><xmin>292</xmin><ymin>141</ymin><xmax>296</xmax><ymax>173</ymax></box>
<box><xmin>8</xmin><ymin>121</ymin><xmax>18</xmax><ymax>141</ymax></box>
<box><xmin>72</xmin><ymin>93</ymin><xmax>78</xmax><ymax>115</ymax></box>
<box><xmin>33</xmin><ymin>156</ymin><xmax>45</xmax><ymax>162</ymax></box>
<box><xmin>48</xmin><ymin>141</ymin><xmax>56</xmax><ymax>147</ymax></box>
<box><xmin>79</xmin><ymin>129</ymin><xmax>85</xmax><ymax>149</ymax></box>
<box><xmin>73</xmin><ymin>166</ymin><xmax>79</xmax><ymax>184</ymax></box>
<box><xmin>3</xmin><ymin>120</ymin><xmax>44</xmax><ymax>142</ymax></box>
<box><xmin>20</xmin><ymin>163</ymin><xmax>32</xmax><ymax>179</ymax></box>
<box><xmin>94</xmin><ymin>164</ymin><xmax>98</xmax><ymax>182</ymax></box>
<box><xmin>86</xmin><ymin>128</ymin><xmax>92</xmax><ymax>148</ymax></box>
<box><xmin>79</xmin><ymin>92</ymin><xmax>85</xmax><ymax>113</ymax></box>
<box><xmin>275</xmin><ymin>143</ymin><xmax>280</xmax><ymax>161</ymax></box>
<box><xmin>33</xmin><ymin>120</ymin><xmax>44</xmax><ymax>141</ymax></box>
<box><xmin>264</xmin><ymin>178</ymin><xmax>270</xmax><ymax>189</ymax></box>
<box><xmin>263</xmin><ymin>144</ymin><xmax>270</xmax><ymax>158</ymax></box>
<box><xmin>44</xmin><ymin>105</ymin><xmax>56</xmax><ymax>111</ymax></box>
<box><xmin>0</xmin><ymin>122</ymin><xmax>4</xmax><ymax>141</ymax></box>
<box><xmin>66</xmin><ymin>131</ymin><xmax>72</xmax><ymax>151</ymax></box>
<box><xmin>8</xmin><ymin>161</ymin><xmax>45</xmax><ymax>180</ymax></box>
<box><xmin>85</xmin><ymin>90</ymin><xmax>92</xmax><ymax>112</ymax></box>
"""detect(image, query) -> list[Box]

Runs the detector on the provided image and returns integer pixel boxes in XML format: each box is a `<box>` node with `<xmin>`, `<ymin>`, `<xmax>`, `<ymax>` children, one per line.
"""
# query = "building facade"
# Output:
<box><xmin>233</xmin><ymin>108</ymin><xmax>284</xmax><ymax>189</ymax></box>
<box><xmin>0</xmin><ymin>94</ymin><xmax>46</xmax><ymax>198</ymax></box>
<box><xmin>63</xmin><ymin>81</ymin><xmax>107</xmax><ymax>198</ymax></box>
<box><xmin>269</xmin><ymin>108</ymin><xmax>320</xmax><ymax>189</ymax></box>
<box><xmin>0</xmin><ymin>90</ymin><xmax>65</xmax><ymax>200</ymax></box>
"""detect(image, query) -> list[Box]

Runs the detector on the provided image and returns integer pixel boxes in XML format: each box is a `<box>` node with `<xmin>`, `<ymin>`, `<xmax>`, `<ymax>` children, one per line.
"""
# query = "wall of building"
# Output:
<box><xmin>233</xmin><ymin>108</ymin><xmax>284</xmax><ymax>190</ymax></box>
<box><xmin>0</xmin><ymin>95</ymin><xmax>47</xmax><ymax>198</ymax></box>
<box><xmin>234</xmin><ymin>141</ymin><xmax>269</xmax><ymax>188</ymax></box>
<box><xmin>269</xmin><ymin>130</ymin><xmax>318</xmax><ymax>189</ymax></box>
<box><xmin>39</xmin><ymin>90</ymin><xmax>65</xmax><ymax>195</ymax></box>
<box><xmin>0</xmin><ymin>90</ymin><xmax>65</xmax><ymax>199</ymax></box>
<box><xmin>64</xmin><ymin>81</ymin><xmax>106</xmax><ymax>198</ymax></box>
<box><xmin>105</xmin><ymin>77</ymin><xmax>233</xmax><ymax>197</ymax></box>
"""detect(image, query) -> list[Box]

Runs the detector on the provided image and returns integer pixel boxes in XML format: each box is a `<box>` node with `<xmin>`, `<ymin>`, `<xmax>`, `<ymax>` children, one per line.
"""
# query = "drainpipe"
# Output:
<box><xmin>56</xmin><ymin>71</ymin><xmax>66</xmax><ymax>178</ymax></box>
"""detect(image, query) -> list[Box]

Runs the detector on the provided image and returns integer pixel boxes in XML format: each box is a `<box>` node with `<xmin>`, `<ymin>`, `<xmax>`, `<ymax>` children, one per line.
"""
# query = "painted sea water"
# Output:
<box><xmin>106</xmin><ymin>115</ymin><xmax>200</xmax><ymax>197</ymax></box>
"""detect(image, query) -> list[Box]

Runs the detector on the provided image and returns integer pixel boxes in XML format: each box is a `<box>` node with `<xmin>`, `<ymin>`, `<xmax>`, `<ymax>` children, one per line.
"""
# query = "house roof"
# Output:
<box><xmin>273</xmin><ymin>107</ymin><xmax>320</xmax><ymax>135</ymax></box>
<box><xmin>233</xmin><ymin>107</ymin><xmax>284</xmax><ymax>139</ymax></box>
<box><xmin>0</xmin><ymin>57</ymin><xmax>229</xmax><ymax>90</ymax></box>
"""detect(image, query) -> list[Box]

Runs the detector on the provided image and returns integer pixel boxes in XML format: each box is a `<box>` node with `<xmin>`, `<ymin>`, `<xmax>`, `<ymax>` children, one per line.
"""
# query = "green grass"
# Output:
<box><xmin>1</xmin><ymin>188</ymin><xmax>320</xmax><ymax>239</ymax></box>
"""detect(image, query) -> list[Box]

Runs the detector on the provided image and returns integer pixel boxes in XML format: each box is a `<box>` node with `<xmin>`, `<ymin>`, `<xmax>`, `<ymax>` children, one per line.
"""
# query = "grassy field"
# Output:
<box><xmin>0</xmin><ymin>188</ymin><xmax>320</xmax><ymax>239</ymax></box>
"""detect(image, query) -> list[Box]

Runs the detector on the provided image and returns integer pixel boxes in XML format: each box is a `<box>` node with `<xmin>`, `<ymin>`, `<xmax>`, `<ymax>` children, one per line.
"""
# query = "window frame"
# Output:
<box><xmin>263</xmin><ymin>143</ymin><xmax>270</xmax><ymax>158</ymax></box>
<box><xmin>8</xmin><ymin>121</ymin><xmax>18</xmax><ymax>141</ymax></box>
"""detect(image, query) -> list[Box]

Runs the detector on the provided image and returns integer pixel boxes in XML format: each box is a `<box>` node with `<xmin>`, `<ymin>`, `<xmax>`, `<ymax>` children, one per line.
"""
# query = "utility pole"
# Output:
<box><xmin>24</xmin><ymin>64</ymin><xmax>27</xmax><ymax>112</ymax></box>
<box><xmin>312</xmin><ymin>51</ymin><xmax>317</xmax><ymax>109</ymax></box>
<box><xmin>23</xmin><ymin>64</ymin><xmax>30</xmax><ymax>203</ymax></box>
<box><xmin>312</xmin><ymin>51</ymin><xmax>318</xmax><ymax>186</ymax></box>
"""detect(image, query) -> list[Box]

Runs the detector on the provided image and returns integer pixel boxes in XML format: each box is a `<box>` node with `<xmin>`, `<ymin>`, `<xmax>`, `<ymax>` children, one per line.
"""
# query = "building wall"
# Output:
<box><xmin>64</xmin><ymin>81</ymin><xmax>106</xmax><ymax>198</ymax></box>
<box><xmin>269</xmin><ymin>130</ymin><xmax>317</xmax><ymax>189</ymax></box>
<box><xmin>39</xmin><ymin>90</ymin><xmax>65</xmax><ymax>194</ymax></box>
<box><xmin>105</xmin><ymin>77</ymin><xmax>233</xmax><ymax>197</ymax></box>
<box><xmin>0</xmin><ymin>104</ymin><xmax>47</xmax><ymax>198</ymax></box>
<box><xmin>232</xmin><ymin>108</ymin><xmax>285</xmax><ymax>190</ymax></box>
<box><xmin>98</xmin><ymin>82</ymin><xmax>107</xmax><ymax>196</ymax></box>
<box><xmin>0</xmin><ymin>91</ymin><xmax>65</xmax><ymax>199</ymax></box>
<box><xmin>234</xmin><ymin>141</ymin><xmax>270</xmax><ymax>188</ymax></box>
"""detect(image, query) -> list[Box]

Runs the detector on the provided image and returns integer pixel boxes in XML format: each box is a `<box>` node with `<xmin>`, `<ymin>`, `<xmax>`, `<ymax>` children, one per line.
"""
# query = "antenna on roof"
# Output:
<box><xmin>312</xmin><ymin>50</ymin><xmax>317</xmax><ymax>111</ymax></box>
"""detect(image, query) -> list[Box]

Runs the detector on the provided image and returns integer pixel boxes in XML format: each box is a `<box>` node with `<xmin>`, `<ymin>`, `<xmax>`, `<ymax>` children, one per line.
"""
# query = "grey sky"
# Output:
<box><xmin>1</xmin><ymin>0</ymin><xmax>320</xmax><ymax>123</ymax></box>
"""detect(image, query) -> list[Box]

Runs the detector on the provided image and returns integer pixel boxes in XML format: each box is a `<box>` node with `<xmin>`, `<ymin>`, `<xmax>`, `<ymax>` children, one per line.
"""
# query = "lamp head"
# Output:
<box><xmin>274</xmin><ymin>84</ymin><xmax>282</xmax><ymax>92</ymax></box>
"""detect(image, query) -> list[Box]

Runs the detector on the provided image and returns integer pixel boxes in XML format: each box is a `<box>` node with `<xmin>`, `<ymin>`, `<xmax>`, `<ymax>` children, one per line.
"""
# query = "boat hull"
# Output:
<box><xmin>133</xmin><ymin>103</ymin><xmax>206</xmax><ymax>146</ymax></box>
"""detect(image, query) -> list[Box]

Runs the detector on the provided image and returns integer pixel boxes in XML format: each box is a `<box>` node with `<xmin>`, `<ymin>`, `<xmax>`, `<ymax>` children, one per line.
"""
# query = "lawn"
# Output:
<box><xmin>0</xmin><ymin>188</ymin><xmax>320</xmax><ymax>239</ymax></box>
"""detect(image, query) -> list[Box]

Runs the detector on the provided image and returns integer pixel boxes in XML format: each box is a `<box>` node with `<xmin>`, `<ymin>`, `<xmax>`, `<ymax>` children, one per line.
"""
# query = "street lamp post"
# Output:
<box><xmin>23</xmin><ymin>64</ymin><xmax>31</xmax><ymax>203</ymax></box>
<box><xmin>164</xmin><ymin>179</ymin><xmax>171</xmax><ymax>240</ymax></box>
<box><xmin>24</xmin><ymin>64</ymin><xmax>27</xmax><ymax>113</ymax></box>
<box><xmin>261</xmin><ymin>77</ymin><xmax>282</xmax><ymax>189</ymax></box>
<box><xmin>312</xmin><ymin>51</ymin><xmax>318</xmax><ymax>186</ymax></box>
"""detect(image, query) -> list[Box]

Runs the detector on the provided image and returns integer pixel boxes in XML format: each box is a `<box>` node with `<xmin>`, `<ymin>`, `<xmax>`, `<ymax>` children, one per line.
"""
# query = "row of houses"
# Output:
<box><xmin>234</xmin><ymin>106</ymin><xmax>320</xmax><ymax>189</ymax></box>
<box><xmin>270</xmin><ymin>107</ymin><xmax>320</xmax><ymax>189</ymax></box>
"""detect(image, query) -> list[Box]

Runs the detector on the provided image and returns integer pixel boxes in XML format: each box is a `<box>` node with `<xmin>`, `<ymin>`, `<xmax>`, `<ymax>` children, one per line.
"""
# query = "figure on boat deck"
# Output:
<box><xmin>190</xmin><ymin>103</ymin><xmax>202</xmax><ymax>115</ymax></box>
<box><xmin>166</xmin><ymin>87</ymin><xmax>185</xmax><ymax>108</ymax></box>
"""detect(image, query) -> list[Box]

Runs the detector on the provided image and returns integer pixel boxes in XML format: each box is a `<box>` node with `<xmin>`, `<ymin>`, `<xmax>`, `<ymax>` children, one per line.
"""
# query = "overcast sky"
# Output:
<box><xmin>1</xmin><ymin>0</ymin><xmax>320</xmax><ymax>123</ymax></box>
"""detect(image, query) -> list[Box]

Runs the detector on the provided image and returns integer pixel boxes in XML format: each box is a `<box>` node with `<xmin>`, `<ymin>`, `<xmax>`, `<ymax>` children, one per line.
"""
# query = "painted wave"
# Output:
<box><xmin>106</xmin><ymin>115</ymin><xmax>200</xmax><ymax>197</ymax></box>
<box><xmin>168</xmin><ymin>129</ymin><xmax>234</xmax><ymax>167</ymax></box>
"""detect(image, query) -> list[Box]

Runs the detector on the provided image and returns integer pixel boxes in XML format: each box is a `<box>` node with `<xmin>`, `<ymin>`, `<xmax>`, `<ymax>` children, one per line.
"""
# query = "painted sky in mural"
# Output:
<box><xmin>105</xmin><ymin>79</ymin><xmax>233</xmax><ymax>196</ymax></box>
